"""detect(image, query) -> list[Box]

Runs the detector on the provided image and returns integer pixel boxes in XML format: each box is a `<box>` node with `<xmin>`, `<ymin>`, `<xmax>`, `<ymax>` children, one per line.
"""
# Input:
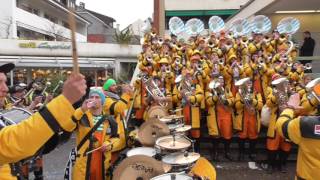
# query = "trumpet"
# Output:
<box><xmin>41</xmin><ymin>82</ymin><xmax>51</xmax><ymax>96</ymax></box>
<box><xmin>12</xmin><ymin>83</ymin><xmax>39</xmax><ymax>106</ymax></box>
<box><xmin>241</xmin><ymin>36</ymin><xmax>249</xmax><ymax>48</ymax></box>
<box><xmin>209</xmin><ymin>80</ymin><xmax>227</xmax><ymax>107</ymax></box>
<box><xmin>175</xmin><ymin>75</ymin><xmax>193</xmax><ymax>98</ymax></box>
<box><xmin>218</xmin><ymin>58</ymin><xmax>224</xmax><ymax>65</ymax></box>
<box><xmin>271</xmin><ymin>77</ymin><xmax>289</xmax><ymax>111</ymax></box>
<box><xmin>263</xmin><ymin>35</ymin><xmax>271</xmax><ymax>44</ymax></box>
<box><xmin>158</xmin><ymin>37</ymin><xmax>164</xmax><ymax>46</ymax></box>
<box><xmin>141</xmin><ymin>76</ymin><xmax>168</xmax><ymax>107</ymax></box>
<box><xmin>235</xmin><ymin>78</ymin><xmax>255</xmax><ymax>114</ymax></box>
<box><xmin>52</xmin><ymin>80</ymin><xmax>64</xmax><ymax>96</ymax></box>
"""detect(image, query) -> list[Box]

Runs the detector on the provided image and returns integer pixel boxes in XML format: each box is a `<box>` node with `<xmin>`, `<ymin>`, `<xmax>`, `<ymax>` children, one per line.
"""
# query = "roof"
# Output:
<box><xmin>87</xmin><ymin>10</ymin><xmax>115</xmax><ymax>24</ymax></box>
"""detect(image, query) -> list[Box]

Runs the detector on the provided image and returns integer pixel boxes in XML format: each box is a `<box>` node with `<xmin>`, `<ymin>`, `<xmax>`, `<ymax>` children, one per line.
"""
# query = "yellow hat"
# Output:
<box><xmin>159</xmin><ymin>57</ymin><xmax>169</xmax><ymax>64</ymax></box>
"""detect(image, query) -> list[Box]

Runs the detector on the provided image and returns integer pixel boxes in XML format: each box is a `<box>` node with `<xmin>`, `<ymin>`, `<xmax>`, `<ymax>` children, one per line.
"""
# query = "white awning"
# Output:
<box><xmin>0</xmin><ymin>56</ymin><xmax>115</xmax><ymax>69</ymax></box>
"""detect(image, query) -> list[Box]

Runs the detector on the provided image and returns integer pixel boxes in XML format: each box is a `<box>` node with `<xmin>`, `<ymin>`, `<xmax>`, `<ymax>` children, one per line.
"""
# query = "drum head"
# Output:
<box><xmin>162</xmin><ymin>152</ymin><xmax>200</xmax><ymax>166</ymax></box>
<box><xmin>147</xmin><ymin>105</ymin><xmax>168</xmax><ymax>121</ymax></box>
<box><xmin>1</xmin><ymin>108</ymin><xmax>31</xmax><ymax>124</ymax></box>
<box><xmin>156</xmin><ymin>135</ymin><xmax>191</xmax><ymax>151</ymax></box>
<box><xmin>151</xmin><ymin>173</ymin><xmax>193</xmax><ymax>180</ymax></box>
<box><xmin>126</xmin><ymin>147</ymin><xmax>156</xmax><ymax>157</ymax></box>
<box><xmin>159</xmin><ymin>115</ymin><xmax>184</xmax><ymax>123</ymax></box>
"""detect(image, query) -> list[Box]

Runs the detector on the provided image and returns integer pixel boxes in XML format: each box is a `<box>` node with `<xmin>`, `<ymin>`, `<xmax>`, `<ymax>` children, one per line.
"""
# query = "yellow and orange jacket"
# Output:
<box><xmin>276</xmin><ymin>109</ymin><xmax>320</xmax><ymax>180</ymax></box>
<box><xmin>233</xmin><ymin>91</ymin><xmax>263</xmax><ymax>132</ymax></box>
<box><xmin>0</xmin><ymin>95</ymin><xmax>77</xmax><ymax>180</ymax></box>
<box><xmin>205</xmin><ymin>87</ymin><xmax>234</xmax><ymax>137</ymax></box>
<box><xmin>72</xmin><ymin>108</ymin><xmax>120</xmax><ymax>180</ymax></box>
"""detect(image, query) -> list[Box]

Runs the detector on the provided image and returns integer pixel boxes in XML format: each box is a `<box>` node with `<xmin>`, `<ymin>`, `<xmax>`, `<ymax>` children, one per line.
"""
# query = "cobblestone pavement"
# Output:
<box><xmin>42</xmin><ymin>136</ymin><xmax>296</xmax><ymax>180</ymax></box>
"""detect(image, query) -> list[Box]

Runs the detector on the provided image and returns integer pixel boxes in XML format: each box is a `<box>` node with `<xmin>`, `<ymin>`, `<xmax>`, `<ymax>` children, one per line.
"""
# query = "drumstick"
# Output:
<box><xmin>68</xmin><ymin>8</ymin><xmax>79</xmax><ymax>74</ymax></box>
<box><xmin>86</xmin><ymin>142</ymin><xmax>114</xmax><ymax>155</ymax></box>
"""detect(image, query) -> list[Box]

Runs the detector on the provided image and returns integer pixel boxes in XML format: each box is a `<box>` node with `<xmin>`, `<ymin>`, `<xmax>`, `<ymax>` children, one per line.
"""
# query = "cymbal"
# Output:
<box><xmin>112</xmin><ymin>155</ymin><xmax>171</xmax><ymax>180</ymax></box>
<box><xmin>175</xmin><ymin>125</ymin><xmax>192</xmax><ymax>133</ymax></box>
<box><xmin>162</xmin><ymin>152</ymin><xmax>200</xmax><ymax>166</ymax></box>
<box><xmin>159</xmin><ymin>115</ymin><xmax>184</xmax><ymax>123</ymax></box>
<box><xmin>138</xmin><ymin>118</ymin><xmax>170</xmax><ymax>146</ymax></box>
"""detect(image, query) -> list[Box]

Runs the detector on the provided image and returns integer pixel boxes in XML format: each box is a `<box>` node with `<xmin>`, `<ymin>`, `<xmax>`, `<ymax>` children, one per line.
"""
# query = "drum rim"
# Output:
<box><xmin>126</xmin><ymin>147</ymin><xmax>156</xmax><ymax>157</ymax></box>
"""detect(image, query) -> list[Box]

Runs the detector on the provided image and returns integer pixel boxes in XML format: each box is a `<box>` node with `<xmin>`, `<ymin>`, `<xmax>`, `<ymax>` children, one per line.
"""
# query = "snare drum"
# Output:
<box><xmin>0</xmin><ymin>107</ymin><xmax>32</xmax><ymax>125</ymax></box>
<box><xmin>126</xmin><ymin>147</ymin><xmax>156</xmax><ymax>157</ymax></box>
<box><xmin>151</xmin><ymin>173</ymin><xmax>193</xmax><ymax>180</ymax></box>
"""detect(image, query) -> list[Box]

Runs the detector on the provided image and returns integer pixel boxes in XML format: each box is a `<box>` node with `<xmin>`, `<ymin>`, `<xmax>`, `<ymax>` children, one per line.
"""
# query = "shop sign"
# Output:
<box><xmin>19</xmin><ymin>42</ymin><xmax>71</xmax><ymax>50</ymax></box>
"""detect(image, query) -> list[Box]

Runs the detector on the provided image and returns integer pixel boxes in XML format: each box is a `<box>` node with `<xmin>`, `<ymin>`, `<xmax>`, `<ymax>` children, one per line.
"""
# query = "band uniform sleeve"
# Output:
<box><xmin>104</xmin><ymin>93</ymin><xmax>131</xmax><ymax>115</ymax></box>
<box><xmin>0</xmin><ymin>95</ymin><xmax>76</xmax><ymax>165</ymax></box>
<box><xmin>276</xmin><ymin>108</ymin><xmax>302</xmax><ymax>145</ymax></box>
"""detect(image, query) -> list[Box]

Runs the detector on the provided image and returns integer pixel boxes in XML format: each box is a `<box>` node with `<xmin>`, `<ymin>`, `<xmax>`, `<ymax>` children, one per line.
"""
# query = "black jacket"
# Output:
<box><xmin>300</xmin><ymin>37</ymin><xmax>315</xmax><ymax>56</ymax></box>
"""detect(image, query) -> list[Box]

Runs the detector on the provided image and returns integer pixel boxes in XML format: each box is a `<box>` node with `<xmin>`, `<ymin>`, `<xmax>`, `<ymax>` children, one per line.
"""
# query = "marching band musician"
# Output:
<box><xmin>276</xmin><ymin>88</ymin><xmax>320</xmax><ymax>180</ymax></box>
<box><xmin>206</xmin><ymin>76</ymin><xmax>234</xmax><ymax>161</ymax></box>
<box><xmin>300</xmin><ymin>77</ymin><xmax>320</xmax><ymax>115</ymax></box>
<box><xmin>71</xmin><ymin>88</ymin><xmax>119</xmax><ymax>180</ymax></box>
<box><xmin>234</xmin><ymin>78</ymin><xmax>263</xmax><ymax>161</ymax></box>
<box><xmin>265</xmin><ymin>74</ymin><xmax>292</xmax><ymax>173</ymax></box>
<box><xmin>172</xmin><ymin>68</ymin><xmax>204</xmax><ymax>152</ymax></box>
<box><xmin>8</xmin><ymin>83</ymin><xmax>27</xmax><ymax>107</ymax></box>
<box><xmin>102</xmin><ymin>79</ymin><xmax>132</xmax><ymax>168</ymax></box>
<box><xmin>0</xmin><ymin>63</ymin><xmax>87</xmax><ymax>179</ymax></box>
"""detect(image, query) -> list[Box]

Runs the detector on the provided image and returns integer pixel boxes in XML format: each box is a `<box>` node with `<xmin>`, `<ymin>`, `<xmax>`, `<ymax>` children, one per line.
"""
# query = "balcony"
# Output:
<box><xmin>15</xmin><ymin>7</ymin><xmax>87</xmax><ymax>42</ymax></box>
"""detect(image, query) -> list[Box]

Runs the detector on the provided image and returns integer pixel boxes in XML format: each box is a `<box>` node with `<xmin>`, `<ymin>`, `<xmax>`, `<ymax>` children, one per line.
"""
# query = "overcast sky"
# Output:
<box><xmin>78</xmin><ymin>0</ymin><xmax>154</xmax><ymax>30</ymax></box>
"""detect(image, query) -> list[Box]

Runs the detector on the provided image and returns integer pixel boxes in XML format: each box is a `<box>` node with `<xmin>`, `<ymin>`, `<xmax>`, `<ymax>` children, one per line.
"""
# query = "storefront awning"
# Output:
<box><xmin>0</xmin><ymin>56</ymin><xmax>115</xmax><ymax>69</ymax></box>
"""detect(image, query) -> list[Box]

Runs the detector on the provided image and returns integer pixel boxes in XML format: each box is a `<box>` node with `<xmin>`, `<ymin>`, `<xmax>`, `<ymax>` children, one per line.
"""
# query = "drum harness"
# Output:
<box><xmin>64</xmin><ymin>114</ymin><xmax>118</xmax><ymax>180</ymax></box>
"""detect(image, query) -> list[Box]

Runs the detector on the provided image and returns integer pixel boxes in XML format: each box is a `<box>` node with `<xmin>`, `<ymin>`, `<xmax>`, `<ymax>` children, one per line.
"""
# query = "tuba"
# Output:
<box><xmin>271</xmin><ymin>77</ymin><xmax>290</xmax><ymax>111</ymax></box>
<box><xmin>175</xmin><ymin>74</ymin><xmax>193</xmax><ymax>98</ymax></box>
<box><xmin>141</xmin><ymin>75</ymin><xmax>168</xmax><ymax>107</ymax></box>
<box><xmin>228</xmin><ymin>18</ymin><xmax>251</xmax><ymax>38</ymax></box>
<box><xmin>169</xmin><ymin>16</ymin><xmax>185</xmax><ymax>36</ymax></box>
<box><xmin>208</xmin><ymin>16</ymin><xmax>225</xmax><ymax>33</ymax></box>
<box><xmin>276</xmin><ymin>17</ymin><xmax>300</xmax><ymax>55</ymax></box>
<box><xmin>235</xmin><ymin>78</ymin><xmax>255</xmax><ymax>114</ymax></box>
<box><xmin>185</xmin><ymin>18</ymin><xmax>204</xmax><ymax>36</ymax></box>
<box><xmin>251</xmin><ymin>15</ymin><xmax>272</xmax><ymax>34</ymax></box>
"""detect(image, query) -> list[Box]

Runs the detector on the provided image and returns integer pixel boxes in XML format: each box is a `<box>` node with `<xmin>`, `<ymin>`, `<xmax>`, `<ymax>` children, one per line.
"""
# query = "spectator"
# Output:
<box><xmin>300</xmin><ymin>31</ymin><xmax>316</xmax><ymax>73</ymax></box>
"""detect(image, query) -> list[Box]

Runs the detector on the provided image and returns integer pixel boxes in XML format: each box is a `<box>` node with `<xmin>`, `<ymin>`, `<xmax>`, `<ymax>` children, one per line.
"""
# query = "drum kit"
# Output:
<box><xmin>112</xmin><ymin>110</ymin><xmax>210</xmax><ymax>180</ymax></box>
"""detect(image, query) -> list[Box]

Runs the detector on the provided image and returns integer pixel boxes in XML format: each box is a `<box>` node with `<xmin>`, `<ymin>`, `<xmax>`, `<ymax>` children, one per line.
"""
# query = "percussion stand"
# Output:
<box><xmin>182</xmin><ymin>134</ymin><xmax>196</xmax><ymax>152</ymax></box>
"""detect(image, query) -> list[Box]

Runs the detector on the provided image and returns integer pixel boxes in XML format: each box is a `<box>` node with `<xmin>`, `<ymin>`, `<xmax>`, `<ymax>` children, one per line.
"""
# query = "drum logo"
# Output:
<box><xmin>314</xmin><ymin>125</ymin><xmax>320</xmax><ymax>135</ymax></box>
<box><xmin>131</xmin><ymin>163</ymin><xmax>154</xmax><ymax>173</ymax></box>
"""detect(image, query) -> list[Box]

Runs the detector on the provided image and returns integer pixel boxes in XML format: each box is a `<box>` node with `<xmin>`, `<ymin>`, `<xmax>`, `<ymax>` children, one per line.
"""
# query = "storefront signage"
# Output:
<box><xmin>19</xmin><ymin>42</ymin><xmax>71</xmax><ymax>50</ymax></box>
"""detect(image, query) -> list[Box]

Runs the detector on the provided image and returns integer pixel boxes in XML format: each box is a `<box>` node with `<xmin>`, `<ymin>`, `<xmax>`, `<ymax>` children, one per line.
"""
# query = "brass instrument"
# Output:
<box><xmin>158</xmin><ymin>37</ymin><xmax>164</xmax><ymax>46</ymax></box>
<box><xmin>141</xmin><ymin>75</ymin><xmax>168</xmax><ymax>107</ymax></box>
<box><xmin>235</xmin><ymin>78</ymin><xmax>255</xmax><ymax>114</ymax></box>
<box><xmin>168</xmin><ymin>16</ymin><xmax>185</xmax><ymax>36</ymax></box>
<box><xmin>52</xmin><ymin>80</ymin><xmax>64</xmax><ymax>96</ymax></box>
<box><xmin>12</xmin><ymin>83</ymin><xmax>39</xmax><ymax>106</ymax></box>
<box><xmin>271</xmin><ymin>77</ymin><xmax>289</xmax><ymax>110</ymax></box>
<box><xmin>305</xmin><ymin>77</ymin><xmax>320</xmax><ymax>101</ymax></box>
<box><xmin>303</xmin><ymin>63</ymin><xmax>312</xmax><ymax>70</ymax></box>
<box><xmin>41</xmin><ymin>82</ymin><xmax>51</xmax><ymax>96</ymax></box>
<box><xmin>208</xmin><ymin>16</ymin><xmax>225</xmax><ymax>33</ymax></box>
<box><xmin>209</xmin><ymin>80</ymin><xmax>227</xmax><ymax>107</ymax></box>
<box><xmin>175</xmin><ymin>75</ymin><xmax>193</xmax><ymax>97</ymax></box>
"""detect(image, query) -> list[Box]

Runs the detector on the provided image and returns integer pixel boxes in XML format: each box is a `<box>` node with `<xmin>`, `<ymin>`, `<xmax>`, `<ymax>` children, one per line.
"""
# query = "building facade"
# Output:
<box><xmin>76</xmin><ymin>2</ymin><xmax>117</xmax><ymax>43</ymax></box>
<box><xmin>153</xmin><ymin>0</ymin><xmax>249</xmax><ymax>36</ymax></box>
<box><xmin>0</xmin><ymin>0</ymin><xmax>89</xmax><ymax>42</ymax></box>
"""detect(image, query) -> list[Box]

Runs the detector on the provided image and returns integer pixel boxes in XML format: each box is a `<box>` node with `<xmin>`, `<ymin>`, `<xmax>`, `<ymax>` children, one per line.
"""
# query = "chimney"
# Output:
<box><xmin>116</xmin><ymin>24</ymin><xmax>120</xmax><ymax>32</ymax></box>
<box><xmin>79</xmin><ymin>2</ymin><xmax>85</xmax><ymax>9</ymax></box>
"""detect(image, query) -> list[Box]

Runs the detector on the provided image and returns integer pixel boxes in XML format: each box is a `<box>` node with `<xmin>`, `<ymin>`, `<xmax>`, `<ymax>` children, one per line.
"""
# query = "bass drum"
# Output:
<box><xmin>146</xmin><ymin>105</ymin><xmax>168</xmax><ymax>121</ymax></box>
<box><xmin>261</xmin><ymin>105</ymin><xmax>271</xmax><ymax>127</ymax></box>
